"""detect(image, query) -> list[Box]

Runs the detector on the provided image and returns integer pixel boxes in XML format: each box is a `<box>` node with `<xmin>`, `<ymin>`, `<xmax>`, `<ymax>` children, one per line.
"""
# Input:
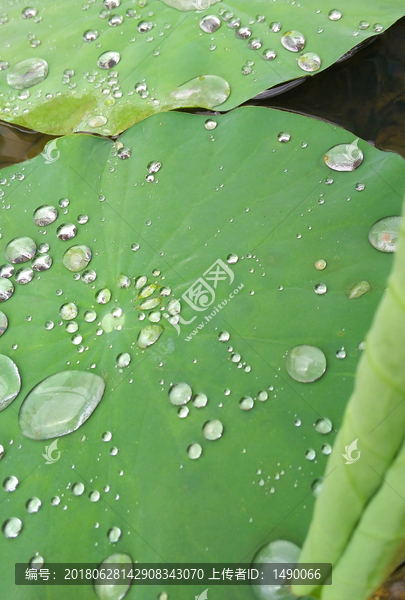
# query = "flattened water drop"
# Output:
<box><xmin>348</xmin><ymin>281</ymin><xmax>371</xmax><ymax>299</ymax></box>
<box><xmin>285</xmin><ymin>345</ymin><xmax>326</xmax><ymax>383</ymax></box>
<box><xmin>251</xmin><ymin>540</ymin><xmax>301</xmax><ymax>600</ymax></box>
<box><xmin>325</xmin><ymin>141</ymin><xmax>363</xmax><ymax>171</ymax></box>
<box><xmin>63</xmin><ymin>245</ymin><xmax>92</xmax><ymax>272</ymax></box>
<box><xmin>15</xmin><ymin>267</ymin><xmax>34</xmax><ymax>284</ymax></box>
<box><xmin>19</xmin><ymin>371</ymin><xmax>105</xmax><ymax>440</ymax></box>
<box><xmin>33</xmin><ymin>205</ymin><xmax>58</xmax><ymax>226</ymax></box>
<box><xmin>0</xmin><ymin>355</ymin><xmax>21</xmax><ymax>411</ymax></box>
<box><xmin>368</xmin><ymin>216</ymin><xmax>401</xmax><ymax>253</ymax></box>
<box><xmin>2</xmin><ymin>517</ymin><xmax>22</xmax><ymax>538</ymax></box>
<box><xmin>298</xmin><ymin>52</ymin><xmax>322</xmax><ymax>72</ymax></box>
<box><xmin>7</xmin><ymin>58</ymin><xmax>48</xmax><ymax>89</ymax></box>
<box><xmin>240</xmin><ymin>396</ymin><xmax>254</xmax><ymax>411</ymax></box>
<box><xmin>203</xmin><ymin>419</ymin><xmax>223</xmax><ymax>441</ymax></box>
<box><xmin>94</xmin><ymin>552</ymin><xmax>133</xmax><ymax>600</ymax></box>
<box><xmin>328</xmin><ymin>9</ymin><xmax>342</xmax><ymax>20</ymax></box>
<box><xmin>171</xmin><ymin>75</ymin><xmax>230</xmax><ymax>108</ymax></box>
<box><xmin>281</xmin><ymin>31</ymin><xmax>306</xmax><ymax>52</ymax></box>
<box><xmin>169</xmin><ymin>382</ymin><xmax>192</xmax><ymax>406</ymax></box>
<box><xmin>96</xmin><ymin>288</ymin><xmax>112</xmax><ymax>304</ymax></box>
<box><xmin>5</xmin><ymin>237</ymin><xmax>36</xmax><ymax>264</ymax></box>
<box><xmin>137</xmin><ymin>324</ymin><xmax>164</xmax><ymax>348</ymax></box>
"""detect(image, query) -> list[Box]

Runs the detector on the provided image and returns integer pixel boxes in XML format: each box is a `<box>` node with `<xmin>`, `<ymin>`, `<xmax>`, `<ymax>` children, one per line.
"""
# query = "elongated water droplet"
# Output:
<box><xmin>139</xmin><ymin>298</ymin><xmax>161</xmax><ymax>310</ymax></box>
<box><xmin>160</xmin><ymin>0</ymin><xmax>221</xmax><ymax>10</ymax></box>
<box><xmin>137</xmin><ymin>324</ymin><xmax>164</xmax><ymax>348</ymax></box>
<box><xmin>0</xmin><ymin>355</ymin><xmax>21</xmax><ymax>411</ymax></box>
<box><xmin>97</xmin><ymin>51</ymin><xmax>120</xmax><ymax>69</ymax></box>
<box><xmin>368</xmin><ymin>216</ymin><xmax>401</xmax><ymax>253</ymax></box>
<box><xmin>171</xmin><ymin>75</ymin><xmax>230</xmax><ymax>108</ymax></box>
<box><xmin>0</xmin><ymin>311</ymin><xmax>8</xmax><ymax>336</ymax></box>
<box><xmin>19</xmin><ymin>371</ymin><xmax>105</xmax><ymax>440</ymax></box>
<box><xmin>285</xmin><ymin>345</ymin><xmax>327</xmax><ymax>383</ymax></box>
<box><xmin>2</xmin><ymin>517</ymin><xmax>23</xmax><ymax>538</ymax></box>
<box><xmin>5</xmin><ymin>237</ymin><xmax>36</xmax><ymax>264</ymax></box>
<box><xmin>325</xmin><ymin>141</ymin><xmax>363</xmax><ymax>171</ymax></box>
<box><xmin>7</xmin><ymin>58</ymin><xmax>48</xmax><ymax>89</ymax></box>
<box><xmin>348</xmin><ymin>280</ymin><xmax>371</xmax><ymax>299</ymax></box>
<box><xmin>107</xmin><ymin>526</ymin><xmax>121</xmax><ymax>543</ymax></box>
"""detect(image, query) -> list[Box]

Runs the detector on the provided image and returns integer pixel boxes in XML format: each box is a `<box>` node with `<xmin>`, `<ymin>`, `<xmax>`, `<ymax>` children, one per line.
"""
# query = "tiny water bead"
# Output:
<box><xmin>26</xmin><ymin>497</ymin><xmax>41</xmax><ymax>513</ymax></box>
<box><xmin>5</xmin><ymin>237</ymin><xmax>36</xmax><ymax>264</ymax></box>
<box><xmin>2</xmin><ymin>517</ymin><xmax>23</xmax><ymax>538</ymax></box>
<box><xmin>0</xmin><ymin>355</ymin><xmax>21</xmax><ymax>411</ymax></box>
<box><xmin>324</xmin><ymin>141</ymin><xmax>364</xmax><ymax>172</ymax></box>
<box><xmin>0</xmin><ymin>279</ymin><xmax>14</xmax><ymax>302</ymax></box>
<box><xmin>107</xmin><ymin>526</ymin><xmax>122</xmax><ymax>543</ymax></box>
<box><xmin>251</xmin><ymin>540</ymin><xmax>301</xmax><ymax>600</ymax></box>
<box><xmin>97</xmin><ymin>51</ymin><xmax>120</xmax><ymax>69</ymax></box>
<box><xmin>169</xmin><ymin>383</ymin><xmax>192</xmax><ymax>406</ymax></box>
<box><xmin>59</xmin><ymin>303</ymin><xmax>78</xmax><ymax>320</ymax></box>
<box><xmin>3</xmin><ymin>475</ymin><xmax>19</xmax><ymax>492</ymax></box>
<box><xmin>187</xmin><ymin>443</ymin><xmax>202</xmax><ymax>460</ymax></box>
<box><xmin>33</xmin><ymin>205</ymin><xmax>58</xmax><ymax>226</ymax></box>
<box><xmin>200</xmin><ymin>15</ymin><xmax>221</xmax><ymax>33</ymax></box>
<box><xmin>368</xmin><ymin>216</ymin><xmax>401</xmax><ymax>253</ymax></box>
<box><xmin>348</xmin><ymin>280</ymin><xmax>371</xmax><ymax>299</ymax></box>
<box><xmin>7</xmin><ymin>58</ymin><xmax>48</xmax><ymax>89</ymax></box>
<box><xmin>281</xmin><ymin>31</ymin><xmax>305</xmax><ymax>52</ymax></box>
<box><xmin>56</xmin><ymin>223</ymin><xmax>77</xmax><ymax>241</ymax></box>
<box><xmin>63</xmin><ymin>245</ymin><xmax>92</xmax><ymax>272</ymax></box>
<box><xmin>314</xmin><ymin>417</ymin><xmax>333</xmax><ymax>434</ymax></box>
<box><xmin>314</xmin><ymin>283</ymin><xmax>327</xmax><ymax>295</ymax></box>
<box><xmin>277</xmin><ymin>132</ymin><xmax>290</xmax><ymax>143</ymax></box>
<box><xmin>239</xmin><ymin>396</ymin><xmax>254</xmax><ymax>411</ymax></box>
<box><xmin>298</xmin><ymin>52</ymin><xmax>322</xmax><ymax>72</ymax></box>
<box><xmin>203</xmin><ymin>419</ymin><xmax>224</xmax><ymax>441</ymax></box>
<box><xmin>192</xmin><ymin>393</ymin><xmax>208</xmax><ymax>408</ymax></box>
<box><xmin>285</xmin><ymin>345</ymin><xmax>327</xmax><ymax>383</ymax></box>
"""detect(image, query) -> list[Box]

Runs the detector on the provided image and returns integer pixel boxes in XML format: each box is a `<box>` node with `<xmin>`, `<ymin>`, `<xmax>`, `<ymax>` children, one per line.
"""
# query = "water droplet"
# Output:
<box><xmin>251</xmin><ymin>540</ymin><xmax>301</xmax><ymax>599</ymax></box>
<box><xmin>32</xmin><ymin>255</ymin><xmax>52</xmax><ymax>271</ymax></box>
<box><xmin>19</xmin><ymin>371</ymin><xmax>105</xmax><ymax>440</ymax></box>
<box><xmin>298</xmin><ymin>52</ymin><xmax>322</xmax><ymax>72</ymax></box>
<box><xmin>84</xmin><ymin>29</ymin><xmax>99</xmax><ymax>42</ymax></box>
<box><xmin>138</xmin><ymin>20</ymin><xmax>153</xmax><ymax>33</ymax></box>
<box><xmin>336</xmin><ymin>347</ymin><xmax>346</xmax><ymax>359</ymax></box>
<box><xmin>218</xmin><ymin>331</ymin><xmax>230</xmax><ymax>342</ymax></box>
<box><xmin>63</xmin><ymin>245</ymin><xmax>92</xmax><ymax>272</ymax></box>
<box><xmin>89</xmin><ymin>490</ymin><xmax>100</xmax><ymax>502</ymax></box>
<box><xmin>262</xmin><ymin>49</ymin><xmax>277</xmax><ymax>60</ymax></box>
<box><xmin>257</xmin><ymin>391</ymin><xmax>268</xmax><ymax>401</ymax></box>
<box><xmin>7</xmin><ymin>58</ymin><xmax>48</xmax><ymax>89</ymax></box>
<box><xmin>0</xmin><ymin>264</ymin><xmax>14</xmax><ymax>278</ymax></box>
<box><xmin>77</xmin><ymin>214</ymin><xmax>89</xmax><ymax>225</ymax></box>
<box><xmin>373</xmin><ymin>23</ymin><xmax>384</xmax><ymax>33</ymax></box>
<box><xmin>81</xmin><ymin>270</ymin><xmax>97</xmax><ymax>284</ymax></box>
<box><xmin>72</xmin><ymin>482</ymin><xmax>85</xmax><ymax>496</ymax></box>
<box><xmin>0</xmin><ymin>279</ymin><xmax>14</xmax><ymax>302</ymax></box>
<box><xmin>359</xmin><ymin>20</ymin><xmax>369</xmax><ymax>30</ymax></box>
<box><xmin>203</xmin><ymin>419</ymin><xmax>223</xmax><ymax>441</ymax></box>
<box><xmin>285</xmin><ymin>345</ymin><xmax>327</xmax><ymax>383</ymax></box>
<box><xmin>118</xmin><ymin>147</ymin><xmax>131</xmax><ymax>160</ymax></box>
<box><xmin>38</xmin><ymin>243</ymin><xmax>50</xmax><ymax>254</ymax></box>
<box><xmin>305</xmin><ymin>448</ymin><xmax>316</xmax><ymax>460</ymax></box>
<box><xmin>97</xmin><ymin>51</ymin><xmax>120</xmax><ymax>69</ymax></box>
<box><xmin>22</xmin><ymin>7</ymin><xmax>38</xmax><ymax>18</ymax></box>
<box><xmin>59</xmin><ymin>302</ymin><xmax>78</xmax><ymax>320</ymax></box>
<box><xmin>66</xmin><ymin>321</ymin><xmax>79</xmax><ymax>333</ymax></box>
<box><xmin>192</xmin><ymin>393</ymin><xmax>208</xmax><ymax>408</ymax></box>
<box><xmin>235</xmin><ymin>26</ymin><xmax>252</xmax><ymax>40</ymax></box>
<box><xmin>311</xmin><ymin>478</ymin><xmax>323</xmax><ymax>497</ymax></box>
<box><xmin>204</xmin><ymin>119</ymin><xmax>217</xmax><ymax>131</ymax></box>
<box><xmin>96</xmin><ymin>288</ymin><xmax>112</xmax><ymax>304</ymax></box>
<box><xmin>277</xmin><ymin>132</ymin><xmax>290</xmax><ymax>143</ymax></box>
<box><xmin>314</xmin><ymin>417</ymin><xmax>332</xmax><ymax>434</ymax></box>
<box><xmin>239</xmin><ymin>396</ymin><xmax>254</xmax><ymax>411</ymax></box>
<box><xmin>2</xmin><ymin>517</ymin><xmax>23</xmax><ymax>538</ymax></box>
<box><xmin>328</xmin><ymin>9</ymin><xmax>342</xmax><ymax>20</ymax></box>
<box><xmin>169</xmin><ymin>382</ymin><xmax>192</xmax><ymax>406</ymax></box>
<box><xmin>137</xmin><ymin>324</ymin><xmax>164</xmax><ymax>348</ymax></box>
<box><xmin>33</xmin><ymin>205</ymin><xmax>58</xmax><ymax>226</ymax></box>
<box><xmin>315</xmin><ymin>259</ymin><xmax>326</xmax><ymax>271</ymax></box>
<box><xmin>116</xmin><ymin>353</ymin><xmax>131</xmax><ymax>368</ymax></box>
<box><xmin>3</xmin><ymin>475</ymin><xmax>19</xmax><ymax>492</ymax></box>
<box><xmin>322</xmin><ymin>443</ymin><xmax>332</xmax><ymax>455</ymax></box>
<box><xmin>295</xmin><ymin>418</ymin><xmax>301</xmax><ymax>426</ymax></box>
<box><xmin>0</xmin><ymin>355</ymin><xmax>21</xmax><ymax>411</ymax></box>
<box><xmin>94</xmin><ymin>552</ymin><xmax>133</xmax><ymax>600</ymax></box>
<box><xmin>281</xmin><ymin>31</ymin><xmax>305</xmax><ymax>52</ymax></box>
<box><xmin>200</xmin><ymin>15</ymin><xmax>221</xmax><ymax>33</ymax></box>
<box><xmin>84</xmin><ymin>310</ymin><xmax>97</xmax><ymax>323</ymax></box>
<box><xmin>368</xmin><ymin>216</ymin><xmax>401</xmax><ymax>253</ymax></box>
<box><xmin>51</xmin><ymin>496</ymin><xmax>60</xmax><ymax>506</ymax></box>
<box><xmin>248</xmin><ymin>38</ymin><xmax>262</xmax><ymax>50</ymax></box>
<box><xmin>348</xmin><ymin>280</ymin><xmax>371</xmax><ymax>299</ymax></box>
<box><xmin>355</xmin><ymin>182</ymin><xmax>365</xmax><ymax>191</ymax></box>
<box><xmin>325</xmin><ymin>141</ymin><xmax>363</xmax><ymax>171</ymax></box>
<box><xmin>30</xmin><ymin>555</ymin><xmax>45</xmax><ymax>569</ymax></box>
<box><xmin>56</xmin><ymin>223</ymin><xmax>77</xmax><ymax>241</ymax></box>
<box><xmin>22</xmin><ymin>493</ymin><xmax>42</xmax><ymax>515</ymax></box>
<box><xmin>269</xmin><ymin>21</ymin><xmax>282</xmax><ymax>33</ymax></box>
<box><xmin>187</xmin><ymin>443</ymin><xmax>202</xmax><ymax>460</ymax></box>
<box><xmin>0</xmin><ymin>311</ymin><xmax>8</xmax><ymax>336</ymax></box>
<box><xmin>171</xmin><ymin>75</ymin><xmax>231</xmax><ymax>108</ymax></box>
<box><xmin>15</xmin><ymin>267</ymin><xmax>34</xmax><ymax>284</ymax></box>
<box><xmin>5</xmin><ymin>237</ymin><xmax>36</xmax><ymax>264</ymax></box>
<box><xmin>314</xmin><ymin>283</ymin><xmax>327</xmax><ymax>295</ymax></box>
<box><xmin>107</xmin><ymin>526</ymin><xmax>121</xmax><ymax>543</ymax></box>
<box><xmin>139</xmin><ymin>298</ymin><xmax>161</xmax><ymax>310</ymax></box>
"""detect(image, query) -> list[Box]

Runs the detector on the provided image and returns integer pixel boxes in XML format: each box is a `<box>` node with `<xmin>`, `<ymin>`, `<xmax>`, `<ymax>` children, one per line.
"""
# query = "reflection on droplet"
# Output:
<box><xmin>60</xmin><ymin>303</ymin><xmax>78</xmax><ymax>320</ymax></box>
<box><xmin>137</xmin><ymin>324</ymin><xmax>164</xmax><ymax>348</ymax></box>
<box><xmin>32</xmin><ymin>255</ymin><xmax>52</xmax><ymax>271</ymax></box>
<box><xmin>368</xmin><ymin>216</ymin><xmax>401</xmax><ymax>253</ymax></box>
<box><xmin>97</xmin><ymin>51</ymin><xmax>120</xmax><ymax>69</ymax></box>
<box><xmin>7</xmin><ymin>58</ymin><xmax>48</xmax><ymax>89</ymax></box>
<box><xmin>89</xmin><ymin>490</ymin><xmax>100</xmax><ymax>502</ymax></box>
<box><xmin>56</xmin><ymin>223</ymin><xmax>77</xmax><ymax>241</ymax></box>
<box><xmin>227</xmin><ymin>253</ymin><xmax>238</xmax><ymax>264</ymax></box>
<box><xmin>348</xmin><ymin>281</ymin><xmax>371</xmax><ymax>299</ymax></box>
<box><xmin>15</xmin><ymin>267</ymin><xmax>34</xmax><ymax>284</ymax></box>
<box><xmin>281</xmin><ymin>31</ymin><xmax>305</xmax><ymax>52</ymax></box>
<box><xmin>26</xmin><ymin>497</ymin><xmax>41</xmax><ymax>513</ymax></box>
<box><xmin>2</xmin><ymin>517</ymin><xmax>23</xmax><ymax>538</ymax></box>
<box><xmin>3</xmin><ymin>475</ymin><xmax>19</xmax><ymax>492</ymax></box>
<box><xmin>324</xmin><ymin>141</ymin><xmax>363</xmax><ymax>171</ymax></box>
<box><xmin>84</xmin><ymin>310</ymin><xmax>97</xmax><ymax>323</ymax></box>
<box><xmin>5</xmin><ymin>237</ymin><xmax>36</xmax><ymax>264</ymax></box>
<box><xmin>203</xmin><ymin>419</ymin><xmax>223</xmax><ymax>441</ymax></box>
<box><xmin>298</xmin><ymin>52</ymin><xmax>322</xmax><ymax>72</ymax></box>
<box><xmin>311</xmin><ymin>478</ymin><xmax>323</xmax><ymax>497</ymax></box>
<box><xmin>33</xmin><ymin>205</ymin><xmax>58</xmax><ymax>226</ymax></box>
<box><xmin>314</xmin><ymin>283</ymin><xmax>327</xmax><ymax>295</ymax></box>
<box><xmin>29</xmin><ymin>555</ymin><xmax>45</xmax><ymax>569</ymax></box>
<box><xmin>322</xmin><ymin>443</ymin><xmax>332</xmax><ymax>455</ymax></box>
<box><xmin>257</xmin><ymin>391</ymin><xmax>268</xmax><ymax>401</ymax></box>
<box><xmin>251</xmin><ymin>540</ymin><xmax>301</xmax><ymax>600</ymax></box>
<box><xmin>0</xmin><ymin>355</ymin><xmax>21</xmax><ymax>411</ymax></box>
<box><xmin>285</xmin><ymin>345</ymin><xmax>327</xmax><ymax>383</ymax></box>
<box><xmin>277</xmin><ymin>132</ymin><xmax>290</xmax><ymax>143</ymax></box>
<box><xmin>239</xmin><ymin>396</ymin><xmax>254</xmax><ymax>411</ymax></box>
<box><xmin>96</xmin><ymin>289</ymin><xmax>112</xmax><ymax>304</ymax></box>
<box><xmin>315</xmin><ymin>259</ymin><xmax>327</xmax><ymax>271</ymax></box>
<box><xmin>200</xmin><ymin>15</ymin><xmax>221</xmax><ymax>33</ymax></box>
<box><xmin>269</xmin><ymin>21</ymin><xmax>282</xmax><ymax>32</ymax></box>
<box><xmin>171</xmin><ymin>75</ymin><xmax>231</xmax><ymax>108</ymax></box>
<box><xmin>160</xmin><ymin>0</ymin><xmax>221</xmax><ymax>9</ymax></box>
<box><xmin>187</xmin><ymin>443</ymin><xmax>202</xmax><ymax>459</ymax></box>
<box><xmin>336</xmin><ymin>347</ymin><xmax>346</xmax><ymax>359</ymax></box>
<box><xmin>314</xmin><ymin>417</ymin><xmax>332</xmax><ymax>434</ymax></box>
<box><xmin>19</xmin><ymin>371</ymin><xmax>105</xmax><ymax>440</ymax></box>
<box><xmin>63</xmin><ymin>245</ymin><xmax>92</xmax><ymax>272</ymax></box>
<box><xmin>169</xmin><ymin>383</ymin><xmax>192</xmax><ymax>406</ymax></box>
<box><xmin>51</xmin><ymin>496</ymin><xmax>60</xmax><ymax>506</ymax></box>
<box><xmin>0</xmin><ymin>311</ymin><xmax>8</xmax><ymax>337</ymax></box>
<box><xmin>263</xmin><ymin>49</ymin><xmax>277</xmax><ymax>60</ymax></box>
<box><xmin>0</xmin><ymin>264</ymin><xmax>14</xmax><ymax>278</ymax></box>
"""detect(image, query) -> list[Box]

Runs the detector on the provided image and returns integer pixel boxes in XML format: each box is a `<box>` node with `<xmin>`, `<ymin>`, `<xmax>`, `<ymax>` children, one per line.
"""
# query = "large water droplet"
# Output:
<box><xmin>298</xmin><ymin>52</ymin><xmax>322</xmax><ymax>72</ymax></box>
<box><xmin>314</xmin><ymin>417</ymin><xmax>332</xmax><ymax>434</ymax></box>
<box><xmin>97</xmin><ymin>51</ymin><xmax>120</xmax><ymax>69</ymax></box>
<box><xmin>239</xmin><ymin>396</ymin><xmax>254</xmax><ymax>411</ymax></box>
<box><xmin>2</xmin><ymin>517</ymin><xmax>23</xmax><ymax>538</ymax></box>
<box><xmin>281</xmin><ymin>31</ymin><xmax>305</xmax><ymax>52</ymax></box>
<box><xmin>251</xmin><ymin>540</ymin><xmax>301</xmax><ymax>600</ymax></box>
<box><xmin>5</xmin><ymin>237</ymin><xmax>36</xmax><ymax>264</ymax></box>
<box><xmin>137</xmin><ymin>324</ymin><xmax>164</xmax><ymax>348</ymax></box>
<box><xmin>3</xmin><ymin>475</ymin><xmax>19</xmax><ymax>492</ymax></box>
<box><xmin>26</xmin><ymin>497</ymin><xmax>41</xmax><ymax>513</ymax></box>
<box><xmin>192</xmin><ymin>393</ymin><xmax>208</xmax><ymax>408</ymax></box>
<box><xmin>56</xmin><ymin>223</ymin><xmax>77</xmax><ymax>241</ymax></box>
<box><xmin>7</xmin><ymin>58</ymin><xmax>48</xmax><ymax>89</ymax></box>
<box><xmin>0</xmin><ymin>264</ymin><xmax>14</xmax><ymax>278</ymax></box>
<box><xmin>328</xmin><ymin>9</ymin><xmax>342</xmax><ymax>20</ymax></box>
<box><xmin>32</xmin><ymin>255</ymin><xmax>52</xmax><ymax>271</ymax></box>
<box><xmin>171</xmin><ymin>75</ymin><xmax>230</xmax><ymax>108</ymax></box>
<box><xmin>0</xmin><ymin>279</ymin><xmax>14</xmax><ymax>302</ymax></box>
<box><xmin>368</xmin><ymin>216</ymin><xmax>401</xmax><ymax>253</ymax></box>
<box><xmin>203</xmin><ymin>419</ymin><xmax>223</xmax><ymax>441</ymax></box>
<box><xmin>19</xmin><ymin>371</ymin><xmax>105</xmax><ymax>440</ymax></box>
<box><xmin>63</xmin><ymin>245</ymin><xmax>92</xmax><ymax>271</ymax></box>
<box><xmin>325</xmin><ymin>141</ymin><xmax>363</xmax><ymax>171</ymax></box>
<box><xmin>285</xmin><ymin>345</ymin><xmax>327</xmax><ymax>383</ymax></box>
<box><xmin>348</xmin><ymin>280</ymin><xmax>371</xmax><ymax>299</ymax></box>
<box><xmin>94</xmin><ymin>553</ymin><xmax>133</xmax><ymax>600</ymax></box>
<box><xmin>33</xmin><ymin>205</ymin><xmax>58</xmax><ymax>226</ymax></box>
<box><xmin>0</xmin><ymin>355</ymin><xmax>21</xmax><ymax>411</ymax></box>
<box><xmin>200</xmin><ymin>15</ymin><xmax>220</xmax><ymax>33</ymax></box>
<box><xmin>169</xmin><ymin>382</ymin><xmax>192</xmax><ymax>406</ymax></box>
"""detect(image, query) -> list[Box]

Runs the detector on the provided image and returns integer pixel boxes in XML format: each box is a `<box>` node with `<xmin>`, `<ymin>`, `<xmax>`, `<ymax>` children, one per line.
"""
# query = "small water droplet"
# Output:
<box><xmin>281</xmin><ymin>30</ymin><xmax>305</xmax><ymax>52</ymax></box>
<box><xmin>107</xmin><ymin>526</ymin><xmax>121</xmax><ymax>543</ymax></box>
<box><xmin>56</xmin><ymin>223</ymin><xmax>77</xmax><ymax>241</ymax></box>
<box><xmin>328</xmin><ymin>9</ymin><xmax>342</xmax><ymax>20</ymax></box>
<box><xmin>203</xmin><ymin>419</ymin><xmax>223</xmax><ymax>441</ymax></box>
<box><xmin>2</xmin><ymin>517</ymin><xmax>23</xmax><ymax>538</ymax></box>
<box><xmin>315</xmin><ymin>259</ymin><xmax>327</xmax><ymax>271</ymax></box>
<box><xmin>187</xmin><ymin>443</ymin><xmax>202</xmax><ymax>460</ymax></box>
<box><xmin>314</xmin><ymin>417</ymin><xmax>332</xmax><ymax>434</ymax></box>
<box><xmin>368</xmin><ymin>216</ymin><xmax>401</xmax><ymax>253</ymax></box>
<box><xmin>97</xmin><ymin>51</ymin><xmax>120</xmax><ymax>69</ymax></box>
<box><xmin>5</xmin><ymin>237</ymin><xmax>36</xmax><ymax>264</ymax></box>
<box><xmin>305</xmin><ymin>448</ymin><xmax>316</xmax><ymax>460</ymax></box>
<box><xmin>192</xmin><ymin>393</ymin><xmax>208</xmax><ymax>408</ymax></box>
<box><xmin>169</xmin><ymin>382</ymin><xmax>192</xmax><ymax>406</ymax></box>
<box><xmin>200</xmin><ymin>15</ymin><xmax>221</xmax><ymax>33</ymax></box>
<box><xmin>286</xmin><ymin>345</ymin><xmax>327</xmax><ymax>383</ymax></box>
<box><xmin>277</xmin><ymin>132</ymin><xmax>290</xmax><ymax>143</ymax></box>
<box><xmin>314</xmin><ymin>283</ymin><xmax>327</xmax><ymax>295</ymax></box>
<box><xmin>33</xmin><ymin>205</ymin><xmax>58</xmax><ymax>226</ymax></box>
<box><xmin>298</xmin><ymin>52</ymin><xmax>322</xmax><ymax>72</ymax></box>
<box><xmin>239</xmin><ymin>396</ymin><xmax>254</xmax><ymax>411</ymax></box>
<box><xmin>3</xmin><ymin>475</ymin><xmax>19</xmax><ymax>492</ymax></box>
<box><xmin>348</xmin><ymin>280</ymin><xmax>371</xmax><ymax>299</ymax></box>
